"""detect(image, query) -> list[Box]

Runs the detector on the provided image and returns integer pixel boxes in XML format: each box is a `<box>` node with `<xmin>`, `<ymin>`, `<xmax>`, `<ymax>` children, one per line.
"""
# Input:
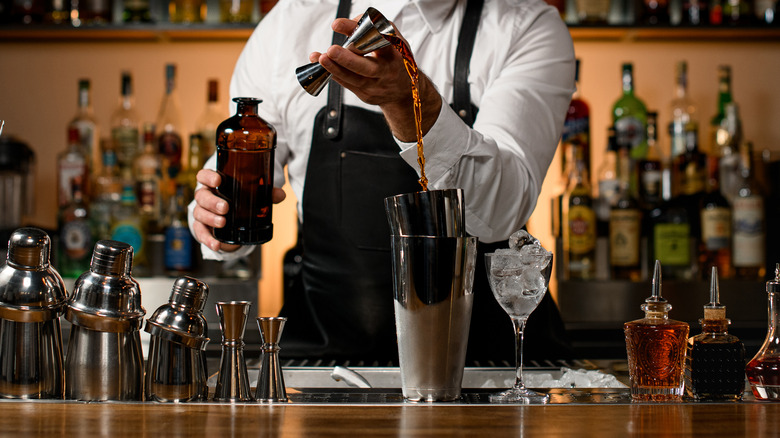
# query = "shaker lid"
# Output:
<box><xmin>7</xmin><ymin>227</ymin><xmax>50</xmax><ymax>269</ymax></box>
<box><xmin>170</xmin><ymin>276</ymin><xmax>209</xmax><ymax>312</ymax></box>
<box><xmin>90</xmin><ymin>240</ymin><xmax>133</xmax><ymax>276</ymax></box>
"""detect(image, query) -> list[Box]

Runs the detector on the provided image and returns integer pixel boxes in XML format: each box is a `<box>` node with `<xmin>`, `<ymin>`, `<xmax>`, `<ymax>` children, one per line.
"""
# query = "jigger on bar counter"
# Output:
<box><xmin>64</xmin><ymin>240</ymin><xmax>146</xmax><ymax>401</ymax></box>
<box><xmin>0</xmin><ymin>228</ymin><xmax>67</xmax><ymax>399</ymax></box>
<box><xmin>256</xmin><ymin>317</ymin><xmax>288</xmax><ymax>403</ymax></box>
<box><xmin>214</xmin><ymin>301</ymin><xmax>254</xmax><ymax>402</ymax></box>
<box><xmin>145</xmin><ymin>276</ymin><xmax>210</xmax><ymax>402</ymax></box>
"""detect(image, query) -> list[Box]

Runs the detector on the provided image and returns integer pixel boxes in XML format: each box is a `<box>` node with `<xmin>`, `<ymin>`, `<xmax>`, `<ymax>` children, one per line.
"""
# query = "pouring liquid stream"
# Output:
<box><xmin>385</xmin><ymin>35</ymin><xmax>428</xmax><ymax>191</ymax></box>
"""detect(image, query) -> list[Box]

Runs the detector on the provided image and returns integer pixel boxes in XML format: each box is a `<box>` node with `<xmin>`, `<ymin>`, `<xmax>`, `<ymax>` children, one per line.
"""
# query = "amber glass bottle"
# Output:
<box><xmin>214</xmin><ymin>98</ymin><xmax>276</xmax><ymax>245</ymax></box>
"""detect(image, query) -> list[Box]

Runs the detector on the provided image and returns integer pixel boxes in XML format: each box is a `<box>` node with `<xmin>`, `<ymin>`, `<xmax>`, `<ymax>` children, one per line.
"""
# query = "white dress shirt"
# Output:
<box><xmin>192</xmin><ymin>0</ymin><xmax>575</xmax><ymax>260</ymax></box>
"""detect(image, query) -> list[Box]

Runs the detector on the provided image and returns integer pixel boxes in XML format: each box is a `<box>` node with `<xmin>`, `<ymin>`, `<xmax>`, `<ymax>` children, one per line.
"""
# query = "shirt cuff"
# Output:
<box><xmin>396</xmin><ymin>95</ymin><xmax>470</xmax><ymax>186</ymax></box>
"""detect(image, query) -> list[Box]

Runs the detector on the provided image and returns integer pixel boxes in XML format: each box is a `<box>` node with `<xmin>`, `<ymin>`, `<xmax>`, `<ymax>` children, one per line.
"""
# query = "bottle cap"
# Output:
<box><xmin>704</xmin><ymin>266</ymin><xmax>726</xmax><ymax>320</ymax></box>
<box><xmin>6</xmin><ymin>227</ymin><xmax>50</xmax><ymax>269</ymax></box>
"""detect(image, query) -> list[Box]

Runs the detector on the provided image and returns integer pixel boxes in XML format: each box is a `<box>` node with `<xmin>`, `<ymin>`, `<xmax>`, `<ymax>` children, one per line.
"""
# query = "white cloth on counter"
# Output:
<box><xmin>190</xmin><ymin>0</ymin><xmax>575</xmax><ymax>260</ymax></box>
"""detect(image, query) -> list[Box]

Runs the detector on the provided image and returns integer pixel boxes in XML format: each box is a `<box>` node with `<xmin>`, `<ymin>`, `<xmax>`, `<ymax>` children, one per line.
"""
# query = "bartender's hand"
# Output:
<box><xmin>191</xmin><ymin>169</ymin><xmax>286</xmax><ymax>252</ymax></box>
<box><xmin>311</xmin><ymin>17</ymin><xmax>443</xmax><ymax>142</ymax></box>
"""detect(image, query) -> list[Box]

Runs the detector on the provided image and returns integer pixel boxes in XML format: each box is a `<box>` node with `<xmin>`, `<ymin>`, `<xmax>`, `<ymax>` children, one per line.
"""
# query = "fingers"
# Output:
<box><xmin>272</xmin><ymin>187</ymin><xmax>287</xmax><ymax>204</ymax></box>
<box><xmin>196</xmin><ymin>168</ymin><xmax>221</xmax><ymax>189</ymax></box>
<box><xmin>191</xmin><ymin>218</ymin><xmax>223</xmax><ymax>252</ymax></box>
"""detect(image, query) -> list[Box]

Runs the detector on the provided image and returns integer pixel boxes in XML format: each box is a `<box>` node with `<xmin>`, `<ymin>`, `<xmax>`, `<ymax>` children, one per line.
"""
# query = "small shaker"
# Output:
<box><xmin>0</xmin><ymin>228</ymin><xmax>67</xmax><ymax>399</ymax></box>
<box><xmin>64</xmin><ymin>240</ymin><xmax>146</xmax><ymax>401</ymax></box>
<box><xmin>255</xmin><ymin>317</ymin><xmax>288</xmax><ymax>403</ymax></box>
<box><xmin>213</xmin><ymin>301</ymin><xmax>254</xmax><ymax>402</ymax></box>
<box><xmin>145</xmin><ymin>276</ymin><xmax>210</xmax><ymax>402</ymax></box>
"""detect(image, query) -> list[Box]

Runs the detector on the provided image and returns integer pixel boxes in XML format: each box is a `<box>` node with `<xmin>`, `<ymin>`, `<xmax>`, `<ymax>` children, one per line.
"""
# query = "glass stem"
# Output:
<box><xmin>511</xmin><ymin>316</ymin><xmax>528</xmax><ymax>390</ymax></box>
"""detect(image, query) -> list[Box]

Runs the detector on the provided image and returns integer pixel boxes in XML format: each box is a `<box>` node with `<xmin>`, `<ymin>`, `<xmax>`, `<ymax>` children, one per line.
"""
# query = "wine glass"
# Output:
<box><xmin>485</xmin><ymin>250</ymin><xmax>551</xmax><ymax>404</ymax></box>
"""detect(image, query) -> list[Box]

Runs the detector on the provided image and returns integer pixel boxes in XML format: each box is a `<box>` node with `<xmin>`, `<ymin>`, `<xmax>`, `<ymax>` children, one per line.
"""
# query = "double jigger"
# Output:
<box><xmin>295</xmin><ymin>7</ymin><xmax>395</xmax><ymax>96</ymax></box>
<box><xmin>214</xmin><ymin>301</ymin><xmax>288</xmax><ymax>403</ymax></box>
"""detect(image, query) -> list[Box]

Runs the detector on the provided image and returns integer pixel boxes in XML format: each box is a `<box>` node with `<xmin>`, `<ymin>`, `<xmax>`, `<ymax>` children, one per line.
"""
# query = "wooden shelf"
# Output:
<box><xmin>1</xmin><ymin>24</ymin><xmax>780</xmax><ymax>42</ymax></box>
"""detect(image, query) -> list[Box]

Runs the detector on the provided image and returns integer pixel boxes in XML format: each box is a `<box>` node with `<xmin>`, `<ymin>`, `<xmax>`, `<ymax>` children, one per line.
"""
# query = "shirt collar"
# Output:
<box><xmin>369</xmin><ymin>0</ymin><xmax>457</xmax><ymax>34</ymax></box>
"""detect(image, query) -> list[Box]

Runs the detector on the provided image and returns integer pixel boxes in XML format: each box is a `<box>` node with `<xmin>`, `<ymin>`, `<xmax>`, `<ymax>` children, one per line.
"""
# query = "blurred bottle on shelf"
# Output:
<box><xmin>681</xmin><ymin>0</ymin><xmax>709</xmax><ymax>24</ymax></box>
<box><xmin>177</xmin><ymin>133</ymin><xmax>205</xmax><ymax>199</ymax></box>
<box><xmin>575</xmin><ymin>0</ymin><xmax>610</xmax><ymax>24</ymax></box>
<box><xmin>57</xmin><ymin>176</ymin><xmax>92</xmax><ymax>278</ymax></box>
<box><xmin>164</xmin><ymin>184</ymin><xmax>195</xmax><ymax>276</ymax></box>
<box><xmin>134</xmin><ymin>123</ymin><xmax>166</xmax><ymax>233</ymax></box>
<box><xmin>731</xmin><ymin>141</ymin><xmax>766</xmax><ymax>279</ymax></box>
<box><xmin>710</xmin><ymin>0</ymin><xmax>724</xmax><ymax>24</ymax></box>
<box><xmin>196</xmin><ymin>79</ymin><xmax>223</xmax><ymax>159</ymax></box>
<box><xmin>9</xmin><ymin>0</ymin><xmax>45</xmax><ymax>23</ymax></box>
<box><xmin>57</xmin><ymin>127</ymin><xmax>90</xmax><ymax>209</ymax></box>
<box><xmin>648</xmin><ymin>169</ymin><xmax>695</xmax><ymax>280</ymax></box>
<box><xmin>71</xmin><ymin>0</ymin><xmax>113</xmax><ymax>26</ymax></box>
<box><xmin>698</xmin><ymin>150</ymin><xmax>732</xmax><ymax>279</ymax></box>
<box><xmin>637</xmin><ymin>112</ymin><xmax>663</xmax><ymax>212</ymax></box>
<box><xmin>639</xmin><ymin>0</ymin><xmax>670</xmax><ymax>24</ymax></box>
<box><xmin>122</xmin><ymin>0</ymin><xmax>151</xmax><ymax>22</ymax></box>
<box><xmin>754</xmin><ymin>0</ymin><xmax>776</xmax><ymax>24</ymax></box>
<box><xmin>68</xmin><ymin>78</ymin><xmax>99</xmax><ymax>177</ymax></box>
<box><xmin>669</xmin><ymin>61</ymin><xmax>697</xmax><ymax>162</ymax></box>
<box><xmin>722</xmin><ymin>0</ymin><xmax>753</xmax><ymax>25</ymax></box>
<box><xmin>613</xmin><ymin>63</ymin><xmax>648</xmax><ymax>163</ymax></box>
<box><xmin>609</xmin><ymin>145</ymin><xmax>642</xmax><ymax>281</ymax></box>
<box><xmin>156</xmin><ymin>64</ymin><xmax>184</xmax><ymax>184</ymax></box>
<box><xmin>45</xmin><ymin>0</ymin><xmax>70</xmax><ymax>23</ymax></box>
<box><xmin>564</xmin><ymin>143</ymin><xmax>597</xmax><ymax>280</ymax></box>
<box><xmin>169</xmin><ymin>0</ymin><xmax>205</xmax><ymax>23</ymax></box>
<box><xmin>90</xmin><ymin>142</ymin><xmax>123</xmax><ymax>242</ymax></box>
<box><xmin>111</xmin><ymin>182</ymin><xmax>148</xmax><ymax>276</ymax></box>
<box><xmin>220</xmin><ymin>0</ymin><xmax>252</xmax><ymax>22</ymax></box>
<box><xmin>111</xmin><ymin>71</ymin><xmax>141</xmax><ymax>173</ymax></box>
<box><xmin>595</xmin><ymin>127</ymin><xmax>619</xmax><ymax>240</ymax></box>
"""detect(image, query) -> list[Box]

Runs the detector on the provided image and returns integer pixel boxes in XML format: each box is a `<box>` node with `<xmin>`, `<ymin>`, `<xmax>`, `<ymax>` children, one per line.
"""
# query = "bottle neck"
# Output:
<box><xmin>701</xmin><ymin>318</ymin><xmax>729</xmax><ymax>334</ymax></box>
<box><xmin>236</xmin><ymin>103</ymin><xmax>259</xmax><ymax>117</ymax></box>
<box><xmin>622</xmin><ymin>68</ymin><xmax>634</xmax><ymax>95</ymax></box>
<box><xmin>768</xmin><ymin>291</ymin><xmax>780</xmax><ymax>335</ymax></box>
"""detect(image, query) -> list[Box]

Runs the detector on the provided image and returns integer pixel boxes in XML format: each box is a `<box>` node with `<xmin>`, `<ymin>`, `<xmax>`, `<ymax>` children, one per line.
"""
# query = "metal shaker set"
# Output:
<box><xmin>0</xmin><ymin>228</ymin><xmax>288</xmax><ymax>403</ymax></box>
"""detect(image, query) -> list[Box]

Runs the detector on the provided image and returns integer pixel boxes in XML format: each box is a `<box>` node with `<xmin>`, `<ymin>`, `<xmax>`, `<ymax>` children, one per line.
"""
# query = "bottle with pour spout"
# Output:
<box><xmin>624</xmin><ymin>260</ymin><xmax>690</xmax><ymax>402</ymax></box>
<box><xmin>684</xmin><ymin>267</ymin><xmax>745</xmax><ymax>401</ymax></box>
<box><xmin>745</xmin><ymin>263</ymin><xmax>780</xmax><ymax>400</ymax></box>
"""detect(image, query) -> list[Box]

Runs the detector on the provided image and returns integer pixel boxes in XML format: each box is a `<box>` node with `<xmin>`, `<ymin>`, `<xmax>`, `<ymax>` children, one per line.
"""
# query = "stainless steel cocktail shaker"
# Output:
<box><xmin>0</xmin><ymin>228</ymin><xmax>67</xmax><ymax>399</ymax></box>
<box><xmin>64</xmin><ymin>240</ymin><xmax>145</xmax><ymax>401</ymax></box>
<box><xmin>145</xmin><ymin>276</ymin><xmax>210</xmax><ymax>402</ymax></box>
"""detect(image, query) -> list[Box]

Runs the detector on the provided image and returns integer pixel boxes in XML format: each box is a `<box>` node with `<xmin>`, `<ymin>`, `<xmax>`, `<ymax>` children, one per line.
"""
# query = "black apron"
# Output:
<box><xmin>279</xmin><ymin>0</ymin><xmax>571</xmax><ymax>363</ymax></box>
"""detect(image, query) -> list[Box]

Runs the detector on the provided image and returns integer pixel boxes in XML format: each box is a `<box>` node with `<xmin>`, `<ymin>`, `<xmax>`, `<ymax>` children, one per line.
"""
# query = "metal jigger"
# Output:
<box><xmin>295</xmin><ymin>7</ymin><xmax>395</xmax><ymax>96</ymax></box>
<box><xmin>255</xmin><ymin>317</ymin><xmax>288</xmax><ymax>403</ymax></box>
<box><xmin>213</xmin><ymin>301</ymin><xmax>254</xmax><ymax>402</ymax></box>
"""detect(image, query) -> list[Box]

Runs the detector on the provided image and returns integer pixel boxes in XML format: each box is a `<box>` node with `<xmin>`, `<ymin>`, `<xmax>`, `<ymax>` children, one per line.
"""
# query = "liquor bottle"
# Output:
<box><xmin>685</xmin><ymin>267</ymin><xmax>745</xmax><ymax>401</ymax></box>
<box><xmin>710</xmin><ymin>65</ymin><xmax>734</xmax><ymax>154</ymax></box>
<box><xmin>164</xmin><ymin>184</ymin><xmax>194</xmax><ymax>275</ymax></box>
<box><xmin>71</xmin><ymin>0</ymin><xmax>113</xmax><ymax>26</ymax></box>
<box><xmin>563</xmin><ymin>143</ymin><xmax>597</xmax><ymax>280</ymax></box>
<box><xmin>220</xmin><ymin>0</ymin><xmax>252</xmax><ymax>22</ymax></box>
<box><xmin>133</xmin><ymin>123</ymin><xmax>165</xmax><ymax>231</ymax></box>
<box><xmin>648</xmin><ymin>172</ymin><xmax>694</xmax><ymax>280</ymax></box>
<box><xmin>68</xmin><ymin>78</ymin><xmax>99</xmax><ymax>176</ymax></box>
<box><xmin>669</xmin><ymin>61</ymin><xmax>697</xmax><ymax>161</ymax></box>
<box><xmin>681</xmin><ymin>0</ymin><xmax>708</xmax><ymax>24</ymax></box>
<box><xmin>111</xmin><ymin>182</ymin><xmax>147</xmax><ymax>276</ymax></box>
<box><xmin>719</xmin><ymin>103</ymin><xmax>743</xmax><ymax>205</ymax></box>
<box><xmin>637</xmin><ymin>112</ymin><xmax>663</xmax><ymax>212</ymax></box>
<box><xmin>732</xmin><ymin>141</ymin><xmax>766</xmax><ymax>279</ymax></box>
<box><xmin>45</xmin><ymin>0</ymin><xmax>69</xmax><ymax>23</ymax></box>
<box><xmin>213</xmin><ymin>97</ymin><xmax>277</xmax><ymax>245</ymax></box>
<box><xmin>609</xmin><ymin>145</ymin><xmax>642</xmax><ymax>281</ymax></box>
<box><xmin>596</xmin><ymin>127</ymin><xmax>619</xmax><ymax>231</ymax></box>
<box><xmin>57</xmin><ymin>127</ymin><xmax>90</xmax><ymax>209</ymax></box>
<box><xmin>168</xmin><ymin>0</ymin><xmax>205</xmax><ymax>23</ymax></box>
<box><xmin>612</xmin><ymin>63</ymin><xmax>648</xmax><ymax>162</ymax></box>
<box><xmin>722</xmin><ymin>0</ymin><xmax>753</xmax><ymax>25</ymax></box>
<box><xmin>746</xmin><ymin>264</ymin><xmax>780</xmax><ymax>401</ymax></box>
<box><xmin>122</xmin><ymin>0</ymin><xmax>151</xmax><ymax>22</ymax></box>
<box><xmin>58</xmin><ymin>176</ymin><xmax>93</xmax><ymax>278</ymax></box>
<box><xmin>90</xmin><ymin>144</ymin><xmax>122</xmax><ymax>242</ymax></box>
<box><xmin>111</xmin><ymin>71</ymin><xmax>141</xmax><ymax>172</ymax></box>
<box><xmin>575</xmin><ymin>0</ymin><xmax>610</xmax><ymax>24</ymax></box>
<box><xmin>156</xmin><ymin>63</ymin><xmax>184</xmax><ymax>181</ymax></box>
<box><xmin>196</xmin><ymin>79</ymin><xmax>223</xmax><ymax>159</ymax></box>
<box><xmin>698</xmin><ymin>151</ymin><xmax>732</xmax><ymax>279</ymax></box>
<box><xmin>176</xmin><ymin>133</ymin><xmax>205</xmax><ymax>200</ymax></box>
<box><xmin>755</xmin><ymin>0</ymin><xmax>776</xmax><ymax>24</ymax></box>
<box><xmin>639</xmin><ymin>0</ymin><xmax>670</xmax><ymax>24</ymax></box>
<box><xmin>624</xmin><ymin>261</ymin><xmax>689</xmax><ymax>402</ymax></box>
<box><xmin>710</xmin><ymin>0</ymin><xmax>724</xmax><ymax>24</ymax></box>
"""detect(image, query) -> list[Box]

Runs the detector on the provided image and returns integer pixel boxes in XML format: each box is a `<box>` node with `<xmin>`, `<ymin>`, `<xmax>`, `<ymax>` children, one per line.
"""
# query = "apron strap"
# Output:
<box><xmin>323</xmin><ymin>0</ymin><xmax>352</xmax><ymax>140</ymax></box>
<box><xmin>453</xmin><ymin>0</ymin><xmax>484</xmax><ymax>128</ymax></box>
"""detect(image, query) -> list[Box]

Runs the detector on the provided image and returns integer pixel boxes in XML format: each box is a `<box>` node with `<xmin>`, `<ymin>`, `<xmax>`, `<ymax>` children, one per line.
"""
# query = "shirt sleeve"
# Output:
<box><xmin>398</xmin><ymin>5</ymin><xmax>576</xmax><ymax>243</ymax></box>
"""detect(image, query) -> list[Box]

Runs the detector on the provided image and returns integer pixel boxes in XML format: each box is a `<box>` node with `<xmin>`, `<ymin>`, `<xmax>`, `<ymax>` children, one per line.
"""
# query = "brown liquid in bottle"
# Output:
<box><xmin>386</xmin><ymin>35</ymin><xmax>428</xmax><ymax>191</ymax></box>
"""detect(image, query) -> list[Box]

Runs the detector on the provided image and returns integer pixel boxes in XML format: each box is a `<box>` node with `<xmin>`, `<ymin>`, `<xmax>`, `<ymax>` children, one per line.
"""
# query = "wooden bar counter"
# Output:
<box><xmin>2</xmin><ymin>399</ymin><xmax>778</xmax><ymax>436</ymax></box>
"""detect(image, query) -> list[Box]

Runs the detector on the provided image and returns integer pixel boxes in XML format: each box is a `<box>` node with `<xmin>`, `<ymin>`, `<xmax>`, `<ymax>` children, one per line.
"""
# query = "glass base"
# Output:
<box><xmin>489</xmin><ymin>387</ymin><xmax>549</xmax><ymax>404</ymax></box>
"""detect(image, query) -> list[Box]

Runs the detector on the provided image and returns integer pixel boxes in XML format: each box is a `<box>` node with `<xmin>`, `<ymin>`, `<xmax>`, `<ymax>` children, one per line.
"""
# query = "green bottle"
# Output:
<box><xmin>612</xmin><ymin>63</ymin><xmax>648</xmax><ymax>162</ymax></box>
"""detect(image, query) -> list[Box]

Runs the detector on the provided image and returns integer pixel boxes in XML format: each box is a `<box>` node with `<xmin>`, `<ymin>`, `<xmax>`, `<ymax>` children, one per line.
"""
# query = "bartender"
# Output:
<box><xmin>189</xmin><ymin>0</ymin><xmax>575</xmax><ymax>362</ymax></box>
